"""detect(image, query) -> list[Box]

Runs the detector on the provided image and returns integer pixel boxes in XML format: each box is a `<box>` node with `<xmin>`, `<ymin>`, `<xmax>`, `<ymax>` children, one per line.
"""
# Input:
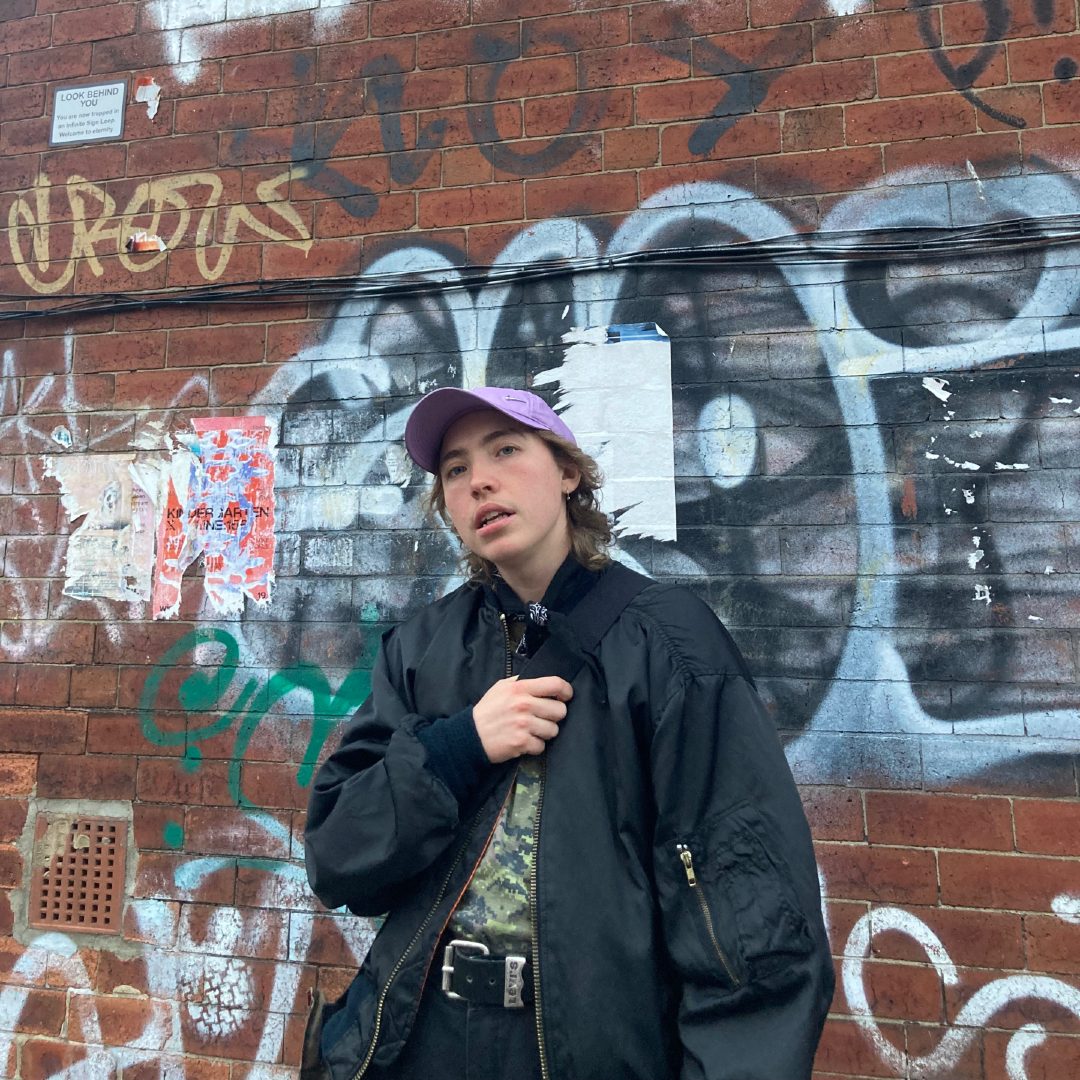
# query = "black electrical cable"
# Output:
<box><xmin>4</xmin><ymin>214</ymin><xmax>1080</xmax><ymax>323</ymax></box>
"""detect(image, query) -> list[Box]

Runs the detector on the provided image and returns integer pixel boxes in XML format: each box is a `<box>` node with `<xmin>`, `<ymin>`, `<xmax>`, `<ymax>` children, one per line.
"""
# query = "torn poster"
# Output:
<box><xmin>153</xmin><ymin>416</ymin><xmax>276</xmax><ymax>619</ymax></box>
<box><xmin>46</xmin><ymin>453</ymin><xmax>156</xmax><ymax>601</ymax></box>
<box><xmin>536</xmin><ymin>323</ymin><xmax>676</xmax><ymax>541</ymax></box>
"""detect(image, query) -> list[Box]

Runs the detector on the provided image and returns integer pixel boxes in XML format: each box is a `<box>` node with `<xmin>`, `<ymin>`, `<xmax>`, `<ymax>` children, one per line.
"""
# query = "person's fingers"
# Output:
<box><xmin>517</xmin><ymin>676</ymin><xmax>573</xmax><ymax>701</ymax></box>
<box><xmin>528</xmin><ymin>718</ymin><xmax>561</xmax><ymax>742</ymax></box>
<box><xmin>527</xmin><ymin>697</ymin><xmax>568</xmax><ymax>723</ymax></box>
<box><xmin>523</xmin><ymin>736</ymin><xmax>548</xmax><ymax>756</ymax></box>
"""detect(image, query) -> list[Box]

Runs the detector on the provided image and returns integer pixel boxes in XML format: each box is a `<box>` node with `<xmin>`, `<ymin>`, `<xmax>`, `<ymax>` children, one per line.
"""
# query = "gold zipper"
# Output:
<box><xmin>354</xmin><ymin>611</ymin><xmax>519</xmax><ymax>1079</ymax></box>
<box><xmin>530</xmin><ymin>754</ymin><xmax>551</xmax><ymax>1080</ymax></box>
<box><xmin>675</xmin><ymin>844</ymin><xmax>741</xmax><ymax>989</ymax></box>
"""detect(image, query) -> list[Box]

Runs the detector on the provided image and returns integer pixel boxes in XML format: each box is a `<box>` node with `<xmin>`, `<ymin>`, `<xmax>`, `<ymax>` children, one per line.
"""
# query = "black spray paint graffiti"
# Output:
<box><xmin>254</xmin><ymin>172</ymin><xmax>1080</xmax><ymax>792</ymax></box>
<box><xmin>913</xmin><ymin>0</ymin><xmax>1078</xmax><ymax>128</ymax></box>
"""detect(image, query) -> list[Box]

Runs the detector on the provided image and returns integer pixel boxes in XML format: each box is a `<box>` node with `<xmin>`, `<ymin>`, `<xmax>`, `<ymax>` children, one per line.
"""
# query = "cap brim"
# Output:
<box><xmin>403</xmin><ymin>388</ymin><xmax>500</xmax><ymax>474</ymax></box>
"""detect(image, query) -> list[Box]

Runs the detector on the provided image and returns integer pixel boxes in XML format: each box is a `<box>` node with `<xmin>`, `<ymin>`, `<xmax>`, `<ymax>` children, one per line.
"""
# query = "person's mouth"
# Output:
<box><xmin>475</xmin><ymin>505</ymin><xmax>514</xmax><ymax>534</ymax></box>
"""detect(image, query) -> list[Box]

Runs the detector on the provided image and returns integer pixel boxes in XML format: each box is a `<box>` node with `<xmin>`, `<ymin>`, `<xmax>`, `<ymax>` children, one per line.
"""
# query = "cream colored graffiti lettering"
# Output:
<box><xmin>8</xmin><ymin>169</ymin><xmax>312</xmax><ymax>294</ymax></box>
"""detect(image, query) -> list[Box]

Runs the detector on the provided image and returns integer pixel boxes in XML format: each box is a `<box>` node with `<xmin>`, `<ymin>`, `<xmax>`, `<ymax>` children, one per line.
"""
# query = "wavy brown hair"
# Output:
<box><xmin>426</xmin><ymin>426</ymin><xmax>612</xmax><ymax>582</ymax></box>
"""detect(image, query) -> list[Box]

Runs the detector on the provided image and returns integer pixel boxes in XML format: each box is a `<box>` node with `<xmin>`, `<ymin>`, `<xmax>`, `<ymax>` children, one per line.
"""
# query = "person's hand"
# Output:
<box><xmin>472</xmin><ymin>676</ymin><xmax>574</xmax><ymax>763</ymax></box>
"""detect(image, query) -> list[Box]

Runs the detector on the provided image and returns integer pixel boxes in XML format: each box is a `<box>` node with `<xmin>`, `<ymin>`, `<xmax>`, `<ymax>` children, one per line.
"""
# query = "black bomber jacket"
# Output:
<box><xmin>304</xmin><ymin>561</ymin><xmax>834</xmax><ymax>1080</ymax></box>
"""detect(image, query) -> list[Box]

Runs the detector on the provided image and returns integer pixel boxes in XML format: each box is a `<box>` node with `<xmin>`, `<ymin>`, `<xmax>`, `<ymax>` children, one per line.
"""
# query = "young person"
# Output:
<box><xmin>303</xmin><ymin>386</ymin><xmax>834</xmax><ymax>1080</ymax></box>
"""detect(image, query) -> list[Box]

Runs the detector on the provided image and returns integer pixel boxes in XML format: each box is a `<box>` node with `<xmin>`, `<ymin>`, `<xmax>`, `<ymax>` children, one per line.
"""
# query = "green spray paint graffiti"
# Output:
<box><xmin>138</xmin><ymin>627</ymin><xmax>374</xmax><ymax>810</ymax></box>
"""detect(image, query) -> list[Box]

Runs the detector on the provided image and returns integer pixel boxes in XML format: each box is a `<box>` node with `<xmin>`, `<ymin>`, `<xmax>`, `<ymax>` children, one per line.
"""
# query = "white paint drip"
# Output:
<box><xmin>969</xmin><ymin>430</ymin><xmax>983</xmax><ymax>438</ymax></box>
<box><xmin>1045</xmin><ymin>565</ymin><xmax>1056</xmax><ymax>574</ymax></box>
<box><xmin>974</xmin><ymin>583</ymin><xmax>992</xmax><ymax>605</ymax></box>
<box><xmin>1050</xmin><ymin>396</ymin><xmax>1073</xmax><ymax>404</ymax></box>
<box><xmin>1052</xmin><ymin>893</ymin><xmax>1080</xmax><ymax>924</ymax></box>
<box><xmin>966</xmin><ymin>159</ymin><xmax>987</xmax><ymax>201</ymax></box>
<box><xmin>922</xmin><ymin>376</ymin><xmax>952</xmax><ymax>402</ymax></box>
<box><xmin>995</xmin><ymin>461</ymin><xmax>1031</xmax><ymax>471</ymax></box>
<box><xmin>1027</xmin><ymin>614</ymin><xmax>1043</xmax><ymax>621</ymax></box>
<box><xmin>968</xmin><ymin>533</ymin><xmax>984</xmax><ymax>570</ymax></box>
<box><xmin>962</xmin><ymin>488</ymin><xmax>975</xmax><ymax>504</ymax></box>
<box><xmin>943</xmin><ymin>455</ymin><xmax>980</xmax><ymax>471</ymax></box>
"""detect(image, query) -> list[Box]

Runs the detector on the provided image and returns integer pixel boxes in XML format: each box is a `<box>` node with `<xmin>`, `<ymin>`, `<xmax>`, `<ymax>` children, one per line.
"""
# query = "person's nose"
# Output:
<box><xmin>469</xmin><ymin>459</ymin><xmax>497</xmax><ymax>495</ymax></box>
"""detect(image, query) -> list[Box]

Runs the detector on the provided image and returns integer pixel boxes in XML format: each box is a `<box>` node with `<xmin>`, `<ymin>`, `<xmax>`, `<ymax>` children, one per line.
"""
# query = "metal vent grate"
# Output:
<box><xmin>28</xmin><ymin>814</ymin><xmax>126</xmax><ymax>935</ymax></box>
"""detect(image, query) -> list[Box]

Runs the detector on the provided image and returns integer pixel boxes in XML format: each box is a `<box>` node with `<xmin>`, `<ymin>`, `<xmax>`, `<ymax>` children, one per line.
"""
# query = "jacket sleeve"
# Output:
<box><xmin>304</xmin><ymin>627</ymin><xmax>467</xmax><ymax>916</ymax></box>
<box><xmin>651</xmin><ymin>668</ymin><xmax>835</xmax><ymax>1080</ymax></box>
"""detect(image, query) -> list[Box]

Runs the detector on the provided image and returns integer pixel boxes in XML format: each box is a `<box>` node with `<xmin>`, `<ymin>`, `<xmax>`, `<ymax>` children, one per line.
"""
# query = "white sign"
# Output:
<box><xmin>50</xmin><ymin>81</ymin><xmax>126</xmax><ymax>146</ymax></box>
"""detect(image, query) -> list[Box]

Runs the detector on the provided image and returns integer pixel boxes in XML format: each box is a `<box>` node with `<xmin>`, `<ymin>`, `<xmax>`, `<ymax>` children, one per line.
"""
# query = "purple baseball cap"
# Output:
<box><xmin>404</xmin><ymin>386</ymin><xmax>577</xmax><ymax>474</ymax></box>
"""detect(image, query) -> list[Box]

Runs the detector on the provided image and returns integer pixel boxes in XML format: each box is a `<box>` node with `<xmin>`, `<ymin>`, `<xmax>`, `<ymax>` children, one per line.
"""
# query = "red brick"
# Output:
<box><xmin>945</xmin><ymin>965</ymin><xmax>1080</xmax><ymax>1032</ymax></box>
<box><xmin>861</xmin><ymin>959</ymin><xmax>945</xmax><ymax>1022</ymax></box>
<box><xmin>471</xmin><ymin>0</ymin><xmax>568</xmax><ymax>20</ymax></box>
<box><xmin>224</xmin><ymin>49</ymin><xmax>316</xmax><ymax>93</ymax></box>
<box><xmin>317</xmin><ymin>37</ymin><xmax>414</xmax><ymax>84</ymax></box>
<box><xmin>940</xmin><ymin>851</ymin><xmax>1080</xmax><ymax>911</ymax></box>
<box><xmin>1023</xmin><ymin>124</ymin><xmax>1080</xmax><ymax>171</ymax></box>
<box><xmin>134</xmin><ymin>851</ymin><xmax>235</xmax><ymax>904</ymax></box>
<box><xmin>525</xmin><ymin>87</ymin><xmax>629</xmax><ymax>137</ymax></box>
<box><xmin>371</xmin><ymin>0</ymin><xmax>467</xmax><ymax>36</ymax></box>
<box><xmin>38</xmin><ymin>752</ymin><xmax>135</xmax><ymax>799</ymax></box>
<box><xmin>2</xmin><ymin>116</ymin><xmax>50</xmax><ymax>156</ymax></box>
<box><xmin>1015</xmin><ymin>799</ymin><xmax>1080</xmax><ymax>856</ymax></box>
<box><xmin>0</xmin><ymin>708</ymin><xmax>86</xmax><ymax>754</ymax></box>
<box><xmin>87</xmin><ymin>713</ymin><xmax>180</xmax><ymax>757</ymax></box>
<box><xmin>758</xmin><ymin>57</ymin><xmax>876</xmax><ymax>111</ymax></box>
<box><xmin>124</xmin><ymin>1056</ymin><xmax>230</xmax><ymax>1080</ymax></box>
<box><xmin>237</xmin><ymin>763</ymin><xmax>308</xmax><ymax>812</ymax></box>
<box><xmin>661</xmin><ymin>114</ymin><xmax>781</xmax><ymax>164</ymax></box>
<box><xmin>417</xmin><ymin>22</ymin><xmax>519</xmax><ymax>69</ymax></box>
<box><xmin>885</xmin><ymin>130</ymin><xmax>1022</xmax><ymax>178</ymax></box>
<box><xmin>846</xmin><ymin>93</ymin><xmax>976</xmax><ymax>145</ymax></box>
<box><xmin>0</xmin><ymin>83</ymin><xmax>46</xmax><ymax>124</ymax></box>
<box><xmin>871</xmin><ymin>905</ymin><xmax>1025</xmax><ymax>969</ymax></box>
<box><xmin>8</xmin><ymin>43</ymin><xmax>92</xmax><ymax>85</ymax></box>
<box><xmin>136</xmin><ymin>759</ymin><xmax>234</xmax><ymax>807</ymax></box>
<box><xmin>526</xmin><ymin>170</ymin><xmax>638</xmax><ymax>217</ymax></box>
<box><xmin>637</xmin><ymin>157</ymin><xmax>756</xmax><ymax>203</ymax></box>
<box><xmin>984</xmin><ymin>1029</ymin><xmax>1080</xmax><ymax>1078</ymax></box>
<box><xmin>15</xmin><ymin>665</ymin><xmax>70</xmax><ymax>708</ymax></box>
<box><xmin>0</xmin><ymin>800</ymin><xmax>28</xmax><ymax>843</ymax></box>
<box><xmin>580</xmin><ymin>41</ymin><xmax>690</xmax><ymax>89</ymax></box>
<box><xmin>812</xmin><ymin>1016</ymin><xmax>897</xmax><ymax>1077</ymax></box>
<box><xmin>635</xmin><ymin>79</ymin><xmax>741</xmax><ymax>124</ymax></box>
<box><xmin>1009</xmin><ymin>34</ymin><xmax>1080</xmax><ymax>83</ymax></box>
<box><xmin>166</xmin><ymin>325</ymin><xmax>267</xmax><ymax>369</ymax></box>
<box><xmin>52</xmin><ymin>4</ymin><xmax>137</xmax><ymax>45</ymax></box>
<box><xmin>634</xmin><ymin>0</ymin><xmax>746</xmax><ymax>41</ymax></box>
<box><xmin>1045</xmin><ymin>79</ymin><xmax>1080</xmax><ymax>125</ymax></box>
<box><xmin>782</xmin><ymin>106</ymin><xmax>845</xmax><ymax>152</ymax></box>
<box><xmin>945</xmin><ymin>0</ymin><xmax>1075</xmax><ymax>46</ymax></box>
<box><xmin>69</xmin><ymin>666</ymin><xmax>117</xmax><ymax>708</ymax></box>
<box><xmin>71</xmin><ymin>994</ymin><xmax>171</xmax><ymax>1049</ymax></box>
<box><xmin>21</xmin><ymin>1041</ymin><xmax>116</xmax><ymax>1078</ymax></box>
<box><xmin>813</xmin><ymin>9</ymin><xmax>931</xmax><ymax>62</ymax></box>
<box><xmin>865</xmin><ymin>791</ymin><xmax>1014</xmax><ymax>851</ymax></box>
<box><xmin>979</xmin><ymin>88</ymin><xmax>1046</xmax><ymax>135</ymax></box>
<box><xmin>314</xmin><ymin>191</ymin><xmax>415</xmax><ymax>238</ymax></box>
<box><xmin>0</xmin><ymin>845</ymin><xmax>23</xmax><ymax>888</ymax></box>
<box><xmin>113</xmin><ymin>368</ymin><xmax>208</xmax><ymax>409</ymax></box>
<box><xmin>11</xmin><ymin>988</ymin><xmax>66</xmax><ymax>1036</ymax></box>
<box><xmin>802</xmin><ymin>787</ymin><xmax>864</xmax><ymax>842</ymax></box>
<box><xmin>877</xmin><ymin>46</ymin><xmax>1007</xmax><ymax>100</ymax></box>
<box><xmin>1025</xmin><ymin>914</ymin><xmax>1080</xmax><ymax>976</ymax></box>
<box><xmin>0</xmin><ymin>16</ymin><xmax>52</xmax><ymax>56</ymax></box>
<box><xmin>370</xmin><ymin>67</ymin><xmax>467</xmax><ymax>111</ymax></box>
<box><xmin>73</xmin><ymin>331</ymin><xmax>167</xmax><ymax>375</ymax></box>
<box><xmin>816</xmin><ymin>843</ymin><xmax>938</xmax><ymax>905</ymax></box>
<box><xmin>904</xmin><ymin>1025</ymin><xmax>985</xmax><ymax>1079</ymax></box>
<box><xmin>603</xmin><ymin>128</ymin><xmax>659</xmax><ymax>170</ymax></box>
<box><xmin>126</xmin><ymin>133</ymin><xmax>219</xmax><ymax>178</ymax></box>
<box><xmin>182</xmin><ymin>807</ymin><xmax>292</xmax><ymax>859</ymax></box>
<box><xmin>694</xmin><ymin>24</ymin><xmax>811</xmax><ymax>73</ymax></box>
<box><xmin>470</xmin><ymin>55</ymin><xmax>577</xmax><ymax>101</ymax></box>
<box><xmin>418</xmin><ymin>183</ymin><xmax>521</xmax><ymax>228</ymax></box>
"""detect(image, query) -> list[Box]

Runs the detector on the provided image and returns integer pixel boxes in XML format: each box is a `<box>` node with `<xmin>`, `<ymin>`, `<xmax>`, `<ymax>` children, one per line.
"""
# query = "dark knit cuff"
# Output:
<box><xmin>416</xmin><ymin>707</ymin><xmax>492</xmax><ymax>804</ymax></box>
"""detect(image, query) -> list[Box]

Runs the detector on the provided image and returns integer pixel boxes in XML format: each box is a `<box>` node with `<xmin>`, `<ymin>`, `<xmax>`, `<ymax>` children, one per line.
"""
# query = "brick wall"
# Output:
<box><xmin>2</xmin><ymin>1</ymin><xmax>1080</xmax><ymax>1076</ymax></box>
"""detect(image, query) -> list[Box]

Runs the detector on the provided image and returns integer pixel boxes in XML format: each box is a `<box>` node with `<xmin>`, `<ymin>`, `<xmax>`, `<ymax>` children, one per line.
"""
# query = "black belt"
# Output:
<box><xmin>440</xmin><ymin>940</ymin><xmax>533</xmax><ymax>1008</ymax></box>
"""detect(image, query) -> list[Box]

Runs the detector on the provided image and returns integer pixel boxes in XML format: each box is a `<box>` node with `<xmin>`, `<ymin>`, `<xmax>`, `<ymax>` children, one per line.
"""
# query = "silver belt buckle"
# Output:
<box><xmin>503</xmin><ymin>954</ymin><xmax>526</xmax><ymax>1009</ymax></box>
<box><xmin>441</xmin><ymin>939</ymin><xmax>489</xmax><ymax>1000</ymax></box>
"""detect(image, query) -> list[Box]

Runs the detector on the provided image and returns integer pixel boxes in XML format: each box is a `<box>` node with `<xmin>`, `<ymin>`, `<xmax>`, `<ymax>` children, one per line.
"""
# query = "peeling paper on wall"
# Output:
<box><xmin>537</xmin><ymin>323</ymin><xmax>676</xmax><ymax>542</ymax></box>
<box><xmin>45</xmin><ymin>453</ymin><xmax>156</xmax><ymax>601</ymax></box>
<box><xmin>133</xmin><ymin>76</ymin><xmax>162</xmax><ymax>120</ymax></box>
<box><xmin>922</xmin><ymin>376</ymin><xmax>952</xmax><ymax>402</ymax></box>
<box><xmin>152</xmin><ymin>416</ymin><xmax>276</xmax><ymax>620</ymax></box>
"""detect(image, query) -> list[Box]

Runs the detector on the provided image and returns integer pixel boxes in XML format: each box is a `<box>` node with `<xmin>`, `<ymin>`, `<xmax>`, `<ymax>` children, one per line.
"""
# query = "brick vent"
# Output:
<box><xmin>28</xmin><ymin>814</ymin><xmax>126</xmax><ymax>935</ymax></box>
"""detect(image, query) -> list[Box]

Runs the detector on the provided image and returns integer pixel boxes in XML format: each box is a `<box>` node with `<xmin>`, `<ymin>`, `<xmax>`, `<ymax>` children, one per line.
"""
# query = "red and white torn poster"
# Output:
<box><xmin>153</xmin><ymin>416</ymin><xmax>276</xmax><ymax>619</ymax></box>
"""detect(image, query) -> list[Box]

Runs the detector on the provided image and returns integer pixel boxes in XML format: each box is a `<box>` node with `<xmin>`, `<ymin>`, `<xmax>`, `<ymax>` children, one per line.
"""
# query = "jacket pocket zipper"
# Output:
<box><xmin>676</xmin><ymin>844</ymin><xmax>742</xmax><ymax>989</ymax></box>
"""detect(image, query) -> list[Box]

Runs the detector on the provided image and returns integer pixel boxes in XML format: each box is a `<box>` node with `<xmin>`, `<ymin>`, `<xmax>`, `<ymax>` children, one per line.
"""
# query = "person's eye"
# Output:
<box><xmin>444</xmin><ymin>464</ymin><xmax>466</xmax><ymax>479</ymax></box>
<box><xmin>496</xmin><ymin>444</ymin><xmax>518</xmax><ymax>457</ymax></box>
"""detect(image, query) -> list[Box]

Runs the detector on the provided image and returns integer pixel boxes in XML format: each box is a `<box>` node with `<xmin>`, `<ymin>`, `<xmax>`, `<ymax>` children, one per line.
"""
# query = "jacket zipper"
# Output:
<box><xmin>504</xmin><ymin>612</ymin><xmax>552</xmax><ymax>1079</ymax></box>
<box><xmin>675</xmin><ymin>844</ymin><xmax>742</xmax><ymax>989</ymax></box>
<box><xmin>530</xmin><ymin>755</ymin><xmax>550</xmax><ymax>1080</ymax></box>
<box><xmin>352</xmin><ymin>615</ymin><xmax>519</xmax><ymax>1080</ymax></box>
